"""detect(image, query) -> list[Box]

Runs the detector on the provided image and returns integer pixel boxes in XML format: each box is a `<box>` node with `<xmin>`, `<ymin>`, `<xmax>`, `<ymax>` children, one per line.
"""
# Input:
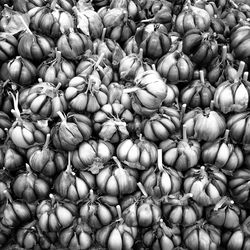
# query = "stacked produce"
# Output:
<box><xmin>1</xmin><ymin>0</ymin><xmax>250</xmax><ymax>249</ymax></box>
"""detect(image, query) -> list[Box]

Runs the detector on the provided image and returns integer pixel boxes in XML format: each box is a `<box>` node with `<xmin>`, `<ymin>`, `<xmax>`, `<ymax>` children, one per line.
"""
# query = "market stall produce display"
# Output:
<box><xmin>1</xmin><ymin>0</ymin><xmax>250</xmax><ymax>249</ymax></box>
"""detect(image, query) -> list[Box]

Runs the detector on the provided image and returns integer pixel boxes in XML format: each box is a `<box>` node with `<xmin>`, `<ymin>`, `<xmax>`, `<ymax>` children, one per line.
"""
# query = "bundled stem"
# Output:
<box><xmin>214</xmin><ymin>196</ymin><xmax>231</xmax><ymax>211</ymax></box>
<box><xmin>10</xmin><ymin>92</ymin><xmax>21</xmax><ymax>120</ymax></box>
<box><xmin>57</xmin><ymin>111</ymin><xmax>67</xmax><ymax>122</ymax></box>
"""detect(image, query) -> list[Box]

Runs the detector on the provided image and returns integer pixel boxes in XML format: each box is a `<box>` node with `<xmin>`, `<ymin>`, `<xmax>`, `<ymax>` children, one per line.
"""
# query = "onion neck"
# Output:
<box><xmin>180</xmin><ymin>193</ymin><xmax>193</xmax><ymax>204</ymax></box>
<box><xmin>26</xmin><ymin>164</ymin><xmax>33</xmax><ymax>174</ymax></box>
<box><xmin>116</xmin><ymin>205</ymin><xmax>122</xmax><ymax>219</ymax></box>
<box><xmin>101</xmin><ymin>28</ymin><xmax>106</xmax><ymax>41</ymax></box>
<box><xmin>157</xmin><ymin>149</ymin><xmax>164</xmax><ymax>172</ymax></box>
<box><xmin>2</xmin><ymin>79</ymin><xmax>10</xmax><ymax>88</ymax></box>
<box><xmin>10</xmin><ymin>92</ymin><xmax>22</xmax><ymax>122</ymax></box>
<box><xmin>138</xmin><ymin>48</ymin><xmax>143</xmax><ymax>60</ymax></box>
<box><xmin>235</xmin><ymin>61</ymin><xmax>245</xmax><ymax>82</ymax></box>
<box><xmin>3</xmin><ymin>190</ymin><xmax>13</xmax><ymax>203</ymax></box>
<box><xmin>199</xmin><ymin>166</ymin><xmax>207</xmax><ymax>178</ymax></box>
<box><xmin>160</xmin><ymin>219</ymin><xmax>172</xmax><ymax>236</ymax></box>
<box><xmin>112</xmin><ymin>156</ymin><xmax>123</xmax><ymax>169</ymax></box>
<box><xmin>55</xmin><ymin>82</ymin><xmax>61</xmax><ymax>91</ymax></box>
<box><xmin>180</xmin><ymin>103</ymin><xmax>187</xmax><ymax>122</ymax></box>
<box><xmin>242</xmin><ymin>216</ymin><xmax>250</xmax><ymax>236</ymax></box>
<box><xmin>50</xmin><ymin>0</ymin><xmax>58</xmax><ymax>10</ymax></box>
<box><xmin>49</xmin><ymin>193</ymin><xmax>56</xmax><ymax>206</ymax></box>
<box><xmin>223</xmin><ymin>129</ymin><xmax>229</xmax><ymax>143</ymax></box>
<box><xmin>95</xmin><ymin>53</ymin><xmax>105</xmax><ymax>69</ymax></box>
<box><xmin>210</xmin><ymin>100</ymin><xmax>214</xmax><ymax>110</ymax></box>
<box><xmin>55</xmin><ymin>49</ymin><xmax>62</xmax><ymax>69</ymax></box>
<box><xmin>43</xmin><ymin>134</ymin><xmax>51</xmax><ymax>150</ymax></box>
<box><xmin>137</xmin><ymin>182</ymin><xmax>148</xmax><ymax>197</ymax></box>
<box><xmin>182</xmin><ymin>124</ymin><xmax>188</xmax><ymax>142</ymax></box>
<box><xmin>66</xmin><ymin>152</ymin><xmax>73</xmax><ymax>175</ymax></box>
<box><xmin>57</xmin><ymin>111</ymin><xmax>67</xmax><ymax>123</ymax></box>
<box><xmin>221</xmin><ymin>46</ymin><xmax>227</xmax><ymax>64</ymax></box>
<box><xmin>214</xmin><ymin>196</ymin><xmax>232</xmax><ymax>211</ymax></box>
<box><xmin>199</xmin><ymin>70</ymin><xmax>205</xmax><ymax>84</ymax></box>
<box><xmin>89</xmin><ymin>189</ymin><xmax>96</xmax><ymax>203</ymax></box>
